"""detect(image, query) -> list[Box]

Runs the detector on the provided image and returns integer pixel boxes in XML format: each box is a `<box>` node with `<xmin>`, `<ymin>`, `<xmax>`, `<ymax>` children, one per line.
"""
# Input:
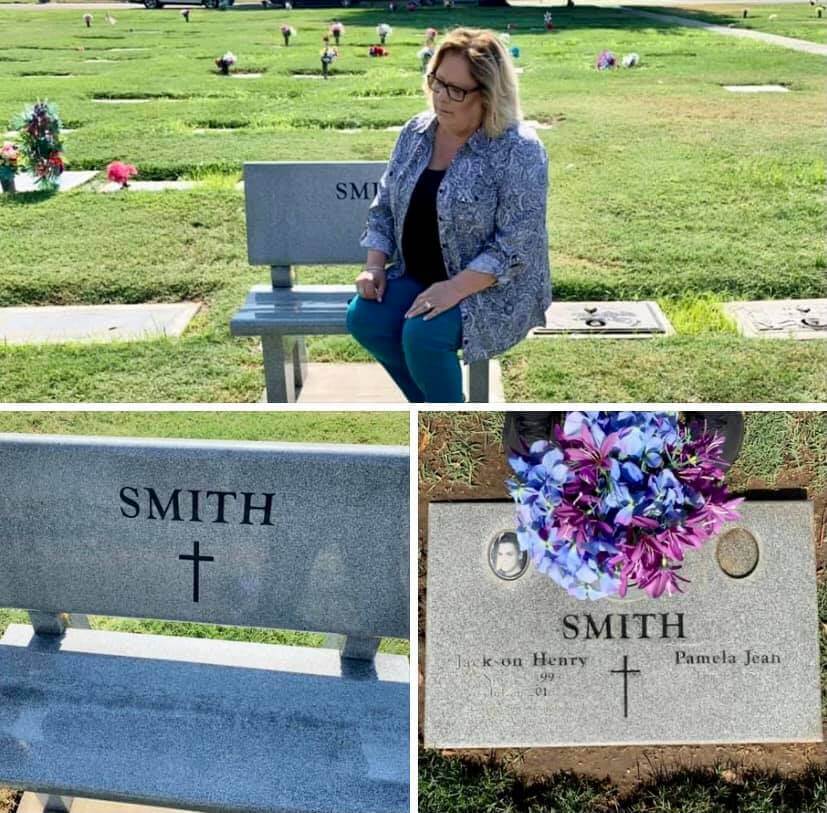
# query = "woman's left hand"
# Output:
<box><xmin>404</xmin><ymin>280</ymin><xmax>464</xmax><ymax>321</ymax></box>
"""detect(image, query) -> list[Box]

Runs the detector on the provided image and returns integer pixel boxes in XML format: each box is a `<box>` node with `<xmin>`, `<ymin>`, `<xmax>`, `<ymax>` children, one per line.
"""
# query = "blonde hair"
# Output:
<box><xmin>423</xmin><ymin>27</ymin><xmax>522</xmax><ymax>139</ymax></box>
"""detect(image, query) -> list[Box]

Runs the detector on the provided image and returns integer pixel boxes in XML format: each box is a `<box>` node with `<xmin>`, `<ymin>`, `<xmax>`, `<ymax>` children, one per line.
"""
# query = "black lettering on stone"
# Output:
<box><xmin>241</xmin><ymin>492</ymin><xmax>275</xmax><ymax>526</ymax></box>
<box><xmin>586</xmin><ymin>615</ymin><xmax>612</xmax><ymax>640</ymax></box>
<box><xmin>119</xmin><ymin>486</ymin><xmax>140</xmax><ymax>518</ymax></box>
<box><xmin>147</xmin><ymin>488</ymin><xmax>182</xmax><ymax>521</ymax></box>
<box><xmin>206</xmin><ymin>490</ymin><xmax>237</xmax><ymax>523</ymax></box>
<box><xmin>562</xmin><ymin>614</ymin><xmax>579</xmax><ymax>639</ymax></box>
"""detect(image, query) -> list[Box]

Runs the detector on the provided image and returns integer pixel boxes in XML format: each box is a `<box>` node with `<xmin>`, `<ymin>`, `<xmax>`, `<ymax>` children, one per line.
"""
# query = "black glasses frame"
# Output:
<box><xmin>427</xmin><ymin>72</ymin><xmax>481</xmax><ymax>103</ymax></box>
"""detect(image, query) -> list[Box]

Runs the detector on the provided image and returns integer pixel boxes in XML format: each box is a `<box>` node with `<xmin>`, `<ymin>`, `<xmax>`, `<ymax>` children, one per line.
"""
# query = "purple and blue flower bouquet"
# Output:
<box><xmin>506</xmin><ymin>412</ymin><xmax>743</xmax><ymax>601</ymax></box>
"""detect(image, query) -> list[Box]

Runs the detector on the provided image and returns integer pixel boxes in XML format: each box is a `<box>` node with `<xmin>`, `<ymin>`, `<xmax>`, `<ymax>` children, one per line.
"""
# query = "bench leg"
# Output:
<box><xmin>467</xmin><ymin>360</ymin><xmax>490</xmax><ymax>403</ymax></box>
<box><xmin>30</xmin><ymin>794</ymin><xmax>73</xmax><ymax>812</ymax></box>
<box><xmin>261</xmin><ymin>335</ymin><xmax>296</xmax><ymax>402</ymax></box>
<box><xmin>28</xmin><ymin>612</ymin><xmax>90</xmax><ymax>636</ymax></box>
<box><xmin>324</xmin><ymin>633</ymin><xmax>381</xmax><ymax>662</ymax></box>
<box><xmin>293</xmin><ymin>337</ymin><xmax>309</xmax><ymax>392</ymax></box>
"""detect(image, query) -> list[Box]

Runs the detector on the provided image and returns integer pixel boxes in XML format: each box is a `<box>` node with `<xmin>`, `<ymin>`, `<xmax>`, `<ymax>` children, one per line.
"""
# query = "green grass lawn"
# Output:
<box><xmin>0</xmin><ymin>5</ymin><xmax>824</xmax><ymax>401</ymax></box>
<box><xmin>641</xmin><ymin>3</ymin><xmax>827</xmax><ymax>44</ymax></box>
<box><xmin>0</xmin><ymin>410</ymin><xmax>410</xmax><ymax>653</ymax></box>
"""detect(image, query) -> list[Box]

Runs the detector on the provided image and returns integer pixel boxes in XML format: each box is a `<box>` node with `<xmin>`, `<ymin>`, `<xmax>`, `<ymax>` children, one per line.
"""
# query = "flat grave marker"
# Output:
<box><xmin>0</xmin><ymin>302</ymin><xmax>201</xmax><ymax>344</ymax></box>
<box><xmin>529</xmin><ymin>301</ymin><xmax>674</xmax><ymax>338</ymax></box>
<box><xmin>724</xmin><ymin>84</ymin><xmax>790</xmax><ymax>92</ymax></box>
<box><xmin>1</xmin><ymin>170</ymin><xmax>97</xmax><ymax>194</ymax></box>
<box><xmin>724</xmin><ymin>298</ymin><xmax>827</xmax><ymax>339</ymax></box>
<box><xmin>425</xmin><ymin>500</ymin><xmax>821</xmax><ymax>747</ymax></box>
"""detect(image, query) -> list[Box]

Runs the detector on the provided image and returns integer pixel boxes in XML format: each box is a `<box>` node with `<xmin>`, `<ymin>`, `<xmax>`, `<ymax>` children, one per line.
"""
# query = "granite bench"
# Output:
<box><xmin>0</xmin><ymin>433</ymin><xmax>410</xmax><ymax>813</ymax></box>
<box><xmin>230</xmin><ymin>162</ymin><xmax>492</xmax><ymax>402</ymax></box>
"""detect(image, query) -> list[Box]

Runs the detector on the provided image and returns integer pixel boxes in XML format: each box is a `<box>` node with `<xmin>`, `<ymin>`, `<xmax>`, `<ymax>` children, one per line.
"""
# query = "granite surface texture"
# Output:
<box><xmin>0</xmin><ymin>434</ymin><xmax>409</xmax><ymax>639</ymax></box>
<box><xmin>244</xmin><ymin>162</ymin><xmax>386</xmax><ymax>266</ymax></box>
<box><xmin>0</xmin><ymin>626</ymin><xmax>409</xmax><ymax>813</ymax></box>
<box><xmin>425</xmin><ymin>500</ymin><xmax>821</xmax><ymax>747</ymax></box>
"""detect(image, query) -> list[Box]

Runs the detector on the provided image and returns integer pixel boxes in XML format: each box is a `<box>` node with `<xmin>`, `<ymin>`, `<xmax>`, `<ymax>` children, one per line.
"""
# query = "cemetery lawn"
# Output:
<box><xmin>638</xmin><ymin>4</ymin><xmax>827</xmax><ymax>44</ymax></box>
<box><xmin>0</xmin><ymin>5</ymin><xmax>824</xmax><ymax>401</ymax></box>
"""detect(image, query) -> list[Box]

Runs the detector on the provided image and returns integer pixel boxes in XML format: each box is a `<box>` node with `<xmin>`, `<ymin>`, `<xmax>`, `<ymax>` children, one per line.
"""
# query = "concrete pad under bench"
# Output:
<box><xmin>19</xmin><ymin>795</ymin><xmax>199</xmax><ymax>813</ymax></box>
<box><xmin>1</xmin><ymin>171</ymin><xmax>97</xmax><ymax>194</ymax></box>
<box><xmin>0</xmin><ymin>302</ymin><xmax>200</xmax><ymax>344</ymax></box>
<box><xmin>286</xmin><ymin>361</ymin><xmax>504</xmax><ymax>403</ymax></box>
<box><xmin>0</xmin><ymin>625</ymin><xmax>409</xmax><ymax>813</ymax></box>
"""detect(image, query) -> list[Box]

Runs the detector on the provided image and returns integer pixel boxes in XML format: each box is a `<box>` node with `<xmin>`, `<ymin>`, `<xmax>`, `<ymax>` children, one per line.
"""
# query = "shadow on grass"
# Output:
<box><xmin>420</xmin><ymin>751</ymin><xmax>827</xmax><ymax>813</ymax></box>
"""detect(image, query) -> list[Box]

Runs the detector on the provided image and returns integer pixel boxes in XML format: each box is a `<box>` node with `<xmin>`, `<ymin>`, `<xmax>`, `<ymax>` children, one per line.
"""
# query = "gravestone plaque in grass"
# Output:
<box><xmin>530</xmin><ymin>301</ymin><xmax>673</xmax><ymax>338</ymax></box>
<box><xmin>424</xmin><ymin>500</ymin><xmax>821</xmax><ymax>747</ymax></box>
<box><xmin>723</xmin><ymin>298</ymin><xmax>827</xmax><ymax>340</ymax></box>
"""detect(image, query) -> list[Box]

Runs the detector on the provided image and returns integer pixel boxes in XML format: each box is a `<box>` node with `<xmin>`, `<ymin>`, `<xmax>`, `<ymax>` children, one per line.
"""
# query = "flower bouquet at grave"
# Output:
<box><xmin>0</xmin><ymin>141</ymin><xmax>22</xmax><ymax>194</ymax></box>
<box><xmin>281</xmin><ymin>24</ymin><xmax>296</xmax><ymax>46</ymax></box>
<box><xmin>106</xmin><ymin>160</ymin><xmax>137</xmax><ymax>189</ymax></box>
<box><xmin>11</xmin><ymin>100</ymin><xmax>64</xmax><ymax>191</ymax></box>
<box><xmin>506</xmin><ymin>411</ymin><xmax>743</xmax><ymax>601</ymax></box>
<box><xmin>215</xmin><ymin>51</ymin><xmax>237</xmax><ymax>75</ymax></box>
<box><xmin>320</xmin><ymin>39</ymin><xmax>338</xmax><ymax>78</ymax></box>
<box><xmin>596</xmin><ymin>50</ymin><xmax>617</xmax><ymax>70</ymax></box>
<box><xmin>83</xmin><ymin>13</ymin><xmax>92</xmax><ymax>27</ymax></box>
<box><xmin>622</xmin><ymin>53</ymin><xmax>640</xmax><ymax>68</ymax></box>
<box><xmin>418</xmin><ymin>46</ymin><xmax>434</xmax><ymax>72</ymax></box>
<box><xmin>544</xmin><ymin>11</ymin><xmax>554</xmax><ymax>30</ymax></box>
<box><xmin>369</xmin><ymin>44</ymin><xmax>389</xmax><ymax>57</ymax></box>
<box><xmin>377</xmin><ymin>23</ymin><xmax>392</xmax><ymax>44</ymax></box>
<box><xmin>329</xmin><ymin>22</ymin><xmax>344</xmax><ymax>46</ymax></box>
<box><xmin>181</xmin><ymin>9</ymin><xmax>190</xmax><ymax>21</ymax></box>
<box><xmin>424</xmin><ymin>27</ymin><xmax>438</xmax><ymax>46</ymax></box>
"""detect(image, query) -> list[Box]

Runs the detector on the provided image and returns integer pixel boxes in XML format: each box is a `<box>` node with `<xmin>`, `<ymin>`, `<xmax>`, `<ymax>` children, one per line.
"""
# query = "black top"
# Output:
<box><xmin>401</xmin><ymin>167</ymin><xmax>448</xmax><ymax>287</ymax></box>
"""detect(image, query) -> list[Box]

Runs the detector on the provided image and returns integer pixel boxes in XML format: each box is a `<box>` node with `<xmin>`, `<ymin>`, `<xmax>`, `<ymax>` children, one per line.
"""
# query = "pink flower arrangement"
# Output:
<box><xmin>106</xmin><ymin>161</ymin><xmax>138</xmax><ymax>189</ymax></box>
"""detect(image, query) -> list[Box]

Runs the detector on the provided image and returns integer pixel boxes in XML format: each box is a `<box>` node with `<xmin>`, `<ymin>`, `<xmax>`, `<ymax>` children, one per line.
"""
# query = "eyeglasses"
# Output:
<box><xmin>427</xmin><ymin>72</ymin><xmax>481</xmax><ymax>103</ymax></box>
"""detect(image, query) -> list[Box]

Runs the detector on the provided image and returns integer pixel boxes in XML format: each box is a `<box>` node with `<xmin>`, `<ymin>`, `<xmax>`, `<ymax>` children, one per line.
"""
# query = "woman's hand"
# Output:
<box><xmin>355</xmin><ymin>267</ymin><xmax>387</xmax><ymax>302</ymax></box>
<box><xmin>404</xmin><ymin>279</ymin><xmax>464</xmax><ymax>321</ymax></box>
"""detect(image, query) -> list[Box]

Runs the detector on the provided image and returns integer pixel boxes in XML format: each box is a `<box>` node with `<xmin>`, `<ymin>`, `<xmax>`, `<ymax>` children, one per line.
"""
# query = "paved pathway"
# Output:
<box><xmin>618</xmin><ymin>6</ymin><xmax>827</xmax><ymax>56</ymax></box>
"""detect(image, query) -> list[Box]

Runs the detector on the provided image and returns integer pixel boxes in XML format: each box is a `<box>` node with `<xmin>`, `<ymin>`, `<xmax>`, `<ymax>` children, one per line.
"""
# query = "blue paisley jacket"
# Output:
<box><xmin>360</xmin><ymin>110</ymin><xmax>552</xmax><ymax>364</ymax></box>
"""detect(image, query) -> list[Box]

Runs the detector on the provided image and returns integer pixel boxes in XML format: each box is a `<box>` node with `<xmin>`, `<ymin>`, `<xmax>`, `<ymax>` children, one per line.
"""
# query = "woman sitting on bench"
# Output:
<box><xmin>347</xmin><ymin>27</ymin><xmax>551</xmax><ymax>403</ymax></box>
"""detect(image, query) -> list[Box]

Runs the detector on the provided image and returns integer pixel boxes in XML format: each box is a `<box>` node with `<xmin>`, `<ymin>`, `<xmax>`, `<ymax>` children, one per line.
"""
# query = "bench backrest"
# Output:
<box><xmin>244</xmin><ymin>161</ymin><xmax>386</xmax><ymax>266</ymax></box>
<box><xmin>0</xmin><ymin>434</ymin><xmax>409</xmax><ymax>640</ymax></box>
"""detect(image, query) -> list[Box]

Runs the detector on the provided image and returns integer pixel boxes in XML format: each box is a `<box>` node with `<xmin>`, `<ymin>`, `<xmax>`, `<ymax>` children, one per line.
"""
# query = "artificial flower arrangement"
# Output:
<box><xmin>83</xmin><ymin>13</ymin><xmax>92</xmax><ymax>27</ymax></box>
<box><xmin>320</xmin><ymin>38</ymin><xmax>338</xmax><ymax>78</ymax></box>
<box><xmin>329</xmin><ymin>21</ymin><xmax>344</xmax><ymax>46</ymax></box>
<box><xmin>106</xmin><ymin>160</ymin><xmax>137</xmax><ymax>189</ymax></box>
<box><xmin>281</xmin><ymin>24</ymin><xmax>296</xmax><ymax>46</ymax></box>
<box><xmin>544</xmin><ymin>11</ymin><xmax>554</xmax><ymax>30</ymax></box>
<box><xmin>596</xmin><ymin>50</ymin><xmax>617</xmax><ymax>70</ymax></box>
<box><xmin>369</xmin><ymin>44</ymin><xmax>389</xmax><ymax>57</ymax></box>
<box><xmin>181</xmin><ymin>8</ymin><xmax>190</xmax><ymax>21</ymax></box>
<box><xmin>0</xmin><ymin>141</ymin><xmax>21</xmax><ymax>194</ymax></box>
<box><xmin>506</xmin><ymin>411</ymin><xmax>742</xmax><ymax>601</ymax></box>
<box><xmin>11</xmin><ymin>100</ymin><xmax>65</xmax><ymax>191</ymax></box>
<box><xmin>215</xmin><ymin>51</ymin><xmax>237</xmax><ymax>75</ymax></box>
<box><xmin>417</xmin><ymin>45</ymin><xmax>434</xmax><ymax>72</ymax></box>
<box><xmin>424</xmin><ymin>27</ymin><xmax>437</xmax><ymax>46</ymax></box>
<box><xmin>377</xmin><ymin>23</ymin><xmax>392</xmax><ymax>44</ymax></box>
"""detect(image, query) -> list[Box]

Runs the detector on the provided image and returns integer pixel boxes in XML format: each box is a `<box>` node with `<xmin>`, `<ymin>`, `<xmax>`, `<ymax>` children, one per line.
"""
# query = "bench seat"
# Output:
<box><xmin>0</xmin><ymin>625</ymin><xmax>409</xmax><ymax>813</ymax></box>
<box><xmin>230</xmin><ymin>285</ymin><xmax>356</xmax><ymax>337</ymax></box>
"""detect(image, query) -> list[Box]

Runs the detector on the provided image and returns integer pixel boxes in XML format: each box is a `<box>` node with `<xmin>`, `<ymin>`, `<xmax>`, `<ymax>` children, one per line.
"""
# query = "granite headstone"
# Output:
<box><xmin>425</xmin><ymin>500</ymin><xmax>821</xmax><ymax>747</ymax></box>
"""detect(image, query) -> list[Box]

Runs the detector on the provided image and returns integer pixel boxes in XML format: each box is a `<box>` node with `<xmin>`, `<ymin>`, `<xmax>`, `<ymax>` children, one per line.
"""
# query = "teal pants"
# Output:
<box><xmin>346</xmin><ymin>275</ymin><xmax>463</xmax><ymax>403</ymax></box>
